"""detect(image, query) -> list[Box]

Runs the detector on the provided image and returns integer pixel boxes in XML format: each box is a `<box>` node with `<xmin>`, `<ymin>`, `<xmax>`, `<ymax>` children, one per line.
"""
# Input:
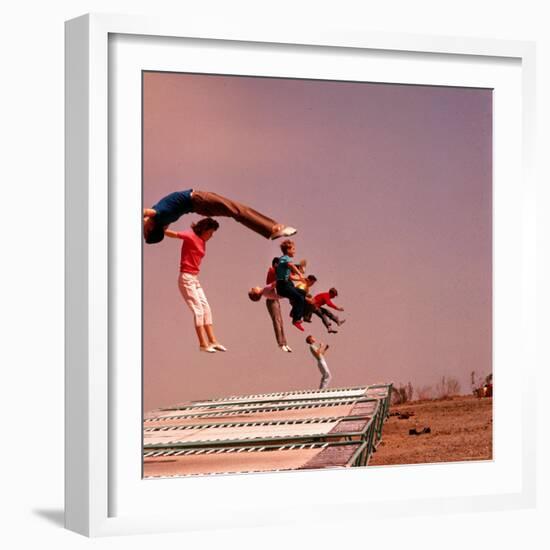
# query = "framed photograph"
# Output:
<box><xmin>65</xmin><ymin>13</ymin><xmax>536</xmax><ymax>537</ymax></box>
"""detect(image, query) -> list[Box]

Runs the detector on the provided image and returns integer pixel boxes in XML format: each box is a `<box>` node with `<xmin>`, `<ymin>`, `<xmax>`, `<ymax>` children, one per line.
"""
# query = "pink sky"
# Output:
<box><xmin>143</xmin><ymin>72</ymin><xmax>492</xmax><ymax>412</ymax></box>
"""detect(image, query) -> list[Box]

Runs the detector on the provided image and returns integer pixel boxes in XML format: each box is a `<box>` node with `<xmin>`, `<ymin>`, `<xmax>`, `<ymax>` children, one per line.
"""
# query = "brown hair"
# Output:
<box><xmin>192</xmin><ymin>217</ymin><xmax>219</xmax><ymax>236</ymax></box>
<box><xmin>280</xmin><ymin>239</ymin><xmax>294</xmax><ymax>254</ymax></box>
<box><xmin>305</xmin><ymin>335</ymin><xmax>314</xmax><ymax>344</ymax></box>
<box><xmin>248</xmin><ymin>289</ymin><xmax>262</xmax><ymax>302</ymax></box>
<box><xmin>329</xmin><ymin>287</ymin><xmax>338</xmax><ymax>297</ymax></box>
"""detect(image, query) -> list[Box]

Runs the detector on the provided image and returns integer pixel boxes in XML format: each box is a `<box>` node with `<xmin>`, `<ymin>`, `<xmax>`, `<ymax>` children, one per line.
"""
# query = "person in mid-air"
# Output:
<box><xmin>143</xmin><ymin>189</ymin><xmax>296</xmax><ymax>244</ymax></box>
<box><xmin>306</xmin><ymin>335</ymin><xmax>332</xmax><ymax>389</ymax></box>
<box><xmin>275</xmin><ymin>240</ymin><xmax>307</xmax><ymax>331</ymax></box>
<box><xmin>248</xmin><ymin>280</ymin><xmax>292</xmax><ymax>353</ymax></box>
<box><xmin>311</xmin><ymin>287</ymin><xmax>346</xmax><ymax>334</ymax></box>
<box><xmin>164</xmin><ymin>217</ymin><xmax>227</xmax><ymax>353</ymax></box>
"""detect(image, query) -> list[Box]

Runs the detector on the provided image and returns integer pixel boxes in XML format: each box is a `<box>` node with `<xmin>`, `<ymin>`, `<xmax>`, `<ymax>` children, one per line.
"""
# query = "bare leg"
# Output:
<box><xmin>195</xmin><ymin>326</ymin><xmax>210</xmax><ymax>348</ymax></box>
<box><xmin>204</xmin><ymin>324</ymin><xmax>227</xmax><ymax>351</ymax></box>
<box><xmin>204</xmin><ymin>324</ymin><xmax>218</xmax><ymax>345</ymax></box>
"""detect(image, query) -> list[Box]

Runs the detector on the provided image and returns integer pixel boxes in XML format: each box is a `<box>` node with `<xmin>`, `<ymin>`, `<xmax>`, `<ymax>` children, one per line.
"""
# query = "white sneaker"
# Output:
<box><xmin>200</xmin><ymin>345</ymin><xmax>217</xmax><ymax>353</ymax></box>
<box><xmin>211</xmin><ymin>343</ymin><xmax>227</xmax><ymax>352</ymax></box>
<box><xmin>285</xmin><ymin>345</ymin><xmax>293</xmax><ymax>352</ymax></box>
<box><xmin>280</xmin><ymin>345</ymin><xmax>292</xmax><ymax>352</ymax></box>
<box><xmin>270</xmin><ymin>225</ymin><xmax>297</xmax><ymax>240</ymax></box>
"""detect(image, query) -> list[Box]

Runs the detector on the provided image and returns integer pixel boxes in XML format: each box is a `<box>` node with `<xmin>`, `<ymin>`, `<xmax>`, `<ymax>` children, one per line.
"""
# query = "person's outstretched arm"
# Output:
<box><xmin>325</xmin><ymin>297</ymin><xmax>344</xmax><ymax>312</ymax></box>
<box><xmin>288</xmin><ymin>263</ymin><xmax>307</xmax><ymax>283</ymax></box>
<box><xmin>164</xmin><ymin>229</ymin><xmax>183</xmax><ymax>239</ymax></box>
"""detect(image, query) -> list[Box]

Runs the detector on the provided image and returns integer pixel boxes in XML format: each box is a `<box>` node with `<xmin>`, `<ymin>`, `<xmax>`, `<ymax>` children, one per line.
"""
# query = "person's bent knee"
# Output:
<box><xmin>194</xmin><ymin>314</ymin><xmax>205</xmax><ymax>327</ymax></box>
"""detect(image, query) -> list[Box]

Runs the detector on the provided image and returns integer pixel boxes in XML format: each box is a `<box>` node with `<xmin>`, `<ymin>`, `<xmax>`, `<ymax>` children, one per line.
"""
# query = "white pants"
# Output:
<box><xmin>178</xmin><ymin>272</ymin><xmax>212</xmax><ymax>327</ymax></box>
<box><xmin>317</xmin><ymin>358</ymin><xmax>332</xmax><ymax>389</ymax></box>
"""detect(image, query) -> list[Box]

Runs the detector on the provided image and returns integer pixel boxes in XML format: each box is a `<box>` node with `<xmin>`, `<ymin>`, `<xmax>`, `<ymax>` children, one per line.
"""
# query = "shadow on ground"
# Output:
<box><xmin>33</xmin><ymin>509</ymin><xmax>64</xmax><ymax>528</ymax></box>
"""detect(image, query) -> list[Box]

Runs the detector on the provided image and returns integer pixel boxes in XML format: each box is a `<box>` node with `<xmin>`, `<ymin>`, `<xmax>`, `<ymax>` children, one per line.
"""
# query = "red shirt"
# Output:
<box><xmin>313</xmin><ymin>292</ymin><xmax>338</xmax><ymax>309</ymax></box>
<box><xmin>177</xmin><ymin>230</ymin><xmax>206</xmax><ymax>275</ymax></box>
<box><xmin>266</xmin><ymin>266</ymin><xmax>276</xmax><ymax>285</ymax></box>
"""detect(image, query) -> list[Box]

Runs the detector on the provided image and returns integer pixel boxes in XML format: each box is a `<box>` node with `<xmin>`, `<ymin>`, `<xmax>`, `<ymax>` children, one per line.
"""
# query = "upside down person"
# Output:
<box><xmin>248</xmin><ymin>280</ymin><xmax>292</xmax><ymax>353</ymax></box>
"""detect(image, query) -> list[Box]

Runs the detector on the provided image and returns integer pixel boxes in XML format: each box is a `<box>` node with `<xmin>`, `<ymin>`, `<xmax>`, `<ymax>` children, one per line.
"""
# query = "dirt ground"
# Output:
<box><xmin>369</xmin><ymin>395</ymin><xmax>493</xmax><ymax>466</ymax></box>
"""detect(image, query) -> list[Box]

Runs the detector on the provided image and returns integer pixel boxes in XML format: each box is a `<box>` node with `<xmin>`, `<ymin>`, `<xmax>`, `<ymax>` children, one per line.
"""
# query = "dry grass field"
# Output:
<box><xmin>370</xmin><ymin>396</ymin><xmax>493</xmax><ymax>466</ymax></box>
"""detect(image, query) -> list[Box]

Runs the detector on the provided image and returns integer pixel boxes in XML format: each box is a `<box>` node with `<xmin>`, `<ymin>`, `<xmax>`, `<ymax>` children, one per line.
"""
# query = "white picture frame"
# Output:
<box><xmin>65</xmin><ymin>13</ymin><xmax>536</xmax><ymax>537</ymax></box>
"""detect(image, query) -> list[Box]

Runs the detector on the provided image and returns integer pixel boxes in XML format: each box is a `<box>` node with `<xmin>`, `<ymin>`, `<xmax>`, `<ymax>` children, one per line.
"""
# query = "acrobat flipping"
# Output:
<box><xmin>144</xmin><ymin>189</ymin><xmax>297</xmax><ymax>244</ymax></box>
<box><xmin>247</xmin><ymin>258</ymin><xmax>292</xmax><ymax>352</ymax></box>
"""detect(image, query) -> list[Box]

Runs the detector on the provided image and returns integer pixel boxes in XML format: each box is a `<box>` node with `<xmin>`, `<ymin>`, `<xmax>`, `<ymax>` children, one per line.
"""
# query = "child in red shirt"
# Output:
<box><xmin>311</xmin><ymin>287</ymin><xmax>346</xmax><ymax>334</ymax></box>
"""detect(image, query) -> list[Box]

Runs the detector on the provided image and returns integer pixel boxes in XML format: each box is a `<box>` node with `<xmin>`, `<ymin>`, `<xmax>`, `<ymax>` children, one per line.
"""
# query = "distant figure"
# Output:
<box><xmin>311</xmin><ymin>287</ymin><xmax>346</xmax><ymax>333</ymax></box>
<box><xmin>143</xmin><ymin>189</ymin><xmax>297</xmax><ymax>244</ymax></box>
<box><xmin>306</xmin><ymin>335</ymin><xmax>332</xmax><ymax>389</ymax></box>
<box><xmin>164</xmin><ymin>217</ymin><xmax>226</xmax><ymax>353</ymax></box>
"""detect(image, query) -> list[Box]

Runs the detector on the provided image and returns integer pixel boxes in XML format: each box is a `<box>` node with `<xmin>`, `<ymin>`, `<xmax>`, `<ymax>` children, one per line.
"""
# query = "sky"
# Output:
<box><xmin>142</xmin><ymin>71</ymin><xmax>492</xmax><ymax>412</ymax></box>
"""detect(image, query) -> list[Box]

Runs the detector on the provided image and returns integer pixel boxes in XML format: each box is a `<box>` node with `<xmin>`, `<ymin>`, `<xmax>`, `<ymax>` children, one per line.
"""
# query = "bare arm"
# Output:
<box><xmin>164</xmin><ymin>229</ymin><xmax>182</xmax><ymax>239</ymax></box>
<box><xmin>325</xmin><ymin>297</ymin><xmax>344</xmax><ymax>312</ymax></box>
<box><xmin>288</xmin><ymin>263</ymin><xmax>307</xmax><ymax>283</ymax></box>
<box><xmin>310</xmin><ymin>347</ymin><xmax>322</xmax><ymax>360</ymax></box>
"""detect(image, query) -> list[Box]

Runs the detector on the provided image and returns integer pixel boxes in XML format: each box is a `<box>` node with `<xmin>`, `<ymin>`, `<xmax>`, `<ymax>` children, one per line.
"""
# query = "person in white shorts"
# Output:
<box><xmin>306</xmin><ymin>335</ymin><xmax>332</xmax><ymax>389</ymax></box>
<box><xmin>165</xmin><ymin>217</ymin><xmax>227</xmax><ymax>353</ymax></box>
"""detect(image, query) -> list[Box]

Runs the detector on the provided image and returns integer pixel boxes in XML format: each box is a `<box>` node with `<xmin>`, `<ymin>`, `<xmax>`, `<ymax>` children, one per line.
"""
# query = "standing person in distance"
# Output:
<box><xmin>306</xmin><ymin>335</ymin><xmax>332</xmax><ymax>389</ymax></box>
